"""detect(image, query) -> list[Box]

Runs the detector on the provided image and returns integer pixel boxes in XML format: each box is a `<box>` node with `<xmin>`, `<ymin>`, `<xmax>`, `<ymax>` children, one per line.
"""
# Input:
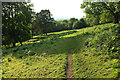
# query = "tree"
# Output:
<box><xmin>58</xmin><ymin>20</ymin><xmax>68</xmax><ymax>30</ymax></box>
<box><xmin>81</xmin><ymin>2</ymin><xmax>120</xmax><ymax>24</ymax></box>
<box><xmin>68</xmin><ymin>18</ymin><xmax>78</xmax><ymax>29</ymax></box>
<box><xmin>73</xmin><ymin>21</ymin><xmax>80</xmax><ymax>29</ymax></box>
<box><xmin>32</xmin><ymin>10</ymin><xmax>54</xmax><ymax>35</ymax></box>
<box><xmin>99</xmin><ymin>11</ymin><xmax>113</xmax><ymax>24</ymax></box>
<box><xmin>85</xmin><ymin>13</ymin><xmax>100</xmax><ymax>26</ymax></box>
<box><xmin>50</xmin><ymin>20</ymin><xmax>58</xmax><ymax>32</ymax></box>
<box><xmin>79</xmin><ymin>18</ymin><xmax>87</xmax><ymax>28</ymax></box>
<box><xmin>73</xmin><ymin>18</ymin><xmax>87</xmax><ymax>29</ymax></box>
<box><xmin>62</xmin><ymin>20</ymin><xmax>68</xmax><ymax>30</ymax></box>
<box><xmin>2</xmin><ymin>2</ymin><xmax>34</xmax><ymax>47</ymax></box>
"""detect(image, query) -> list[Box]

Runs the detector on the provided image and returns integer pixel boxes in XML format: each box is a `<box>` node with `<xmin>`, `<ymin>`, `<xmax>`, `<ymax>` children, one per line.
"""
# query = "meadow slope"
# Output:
<box><xmin>2</xmin><ymin>23</ymin><xmax>120</xmax><ymax>78</ymax></box>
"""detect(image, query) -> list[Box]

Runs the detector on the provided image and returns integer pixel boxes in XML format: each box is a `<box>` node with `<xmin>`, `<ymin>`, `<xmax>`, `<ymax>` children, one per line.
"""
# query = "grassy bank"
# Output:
<box><xmin>72</xmin><ymin>23</ymin><xmax>120</xmax><ymax>78</ymax></box>
<box><xmin>2</xmin><ymin>23</ymin><xmax>120</xmax><ymax>78</ymax></box>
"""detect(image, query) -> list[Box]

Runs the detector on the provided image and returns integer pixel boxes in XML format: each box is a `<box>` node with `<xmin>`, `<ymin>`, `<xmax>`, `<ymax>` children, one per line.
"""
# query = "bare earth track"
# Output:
<box><xmin>66</xmin><ymin>49</ymin><xmax>75</xmax><ymax>79</ymax></box>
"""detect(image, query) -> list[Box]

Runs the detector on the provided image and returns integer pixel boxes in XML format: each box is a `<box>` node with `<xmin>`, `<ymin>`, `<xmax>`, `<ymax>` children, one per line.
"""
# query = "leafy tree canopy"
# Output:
<box><xmin>2</xmin><ymin>2</ymin><xmax>34</xmax><ymax>48</ymax></box>
<box><xmin>81</xmin><ymin>2</ymin><xmax>120</xmax><ymax>24</ymax></box>
<box><xmin>32</xmin><ymin>9</ymin><xmax>54</xmax><ymax>35</ymax></box>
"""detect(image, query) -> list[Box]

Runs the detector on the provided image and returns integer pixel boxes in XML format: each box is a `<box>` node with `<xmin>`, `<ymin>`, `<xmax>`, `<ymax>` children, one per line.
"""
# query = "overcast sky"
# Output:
<box><xmin>31</xmin><ymin>0</ymin><xmax>85</xmax><ymax>20</ymax></box>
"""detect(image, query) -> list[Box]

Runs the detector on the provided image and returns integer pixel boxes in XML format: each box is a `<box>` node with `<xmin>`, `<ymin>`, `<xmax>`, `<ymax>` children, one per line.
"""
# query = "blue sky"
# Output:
<box><xmin>31</xmin><ymin>0</ymin><xmax>85</xmax><ymax>20</ymax></box>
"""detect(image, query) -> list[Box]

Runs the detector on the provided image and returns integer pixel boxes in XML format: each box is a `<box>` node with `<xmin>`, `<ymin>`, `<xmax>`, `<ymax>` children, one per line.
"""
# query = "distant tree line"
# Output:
<box><xmin>52</xmin><ymin>17</ymin><xmax>88</xmax><ymax>31</ymax></box>
<box><xmin>32</xmin><ymin>10</ymin><xmax>88</xmax><ymax>36</ymax></box>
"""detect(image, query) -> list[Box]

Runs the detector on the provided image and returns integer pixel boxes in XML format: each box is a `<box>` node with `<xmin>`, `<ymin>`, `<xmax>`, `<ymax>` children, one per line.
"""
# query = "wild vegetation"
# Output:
<box><xmin>1</xmin><ymin>1</ymin><xmax>120</xmax><ymax>79</ymax></box>
<box><xmin>72</xmin><ymin>23</ymin><xmax>120</xmax><ymax>78</ymax></box>
<box><xmin>2</xmin><ymin>23</ymin><xmax>120</xmax><ymax>78</ymax></box>
<box><xmin>2</xmin><ymin>28</ymin><xmax>88</xmax><ymax>78</ymax></box>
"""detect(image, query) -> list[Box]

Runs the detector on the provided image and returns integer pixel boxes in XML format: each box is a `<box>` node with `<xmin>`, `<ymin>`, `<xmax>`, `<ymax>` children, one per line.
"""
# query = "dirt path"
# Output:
<box><xmin>66</xmin><ymin>49</ymin><xmax>75</xmax><ymax>78</ymax></box>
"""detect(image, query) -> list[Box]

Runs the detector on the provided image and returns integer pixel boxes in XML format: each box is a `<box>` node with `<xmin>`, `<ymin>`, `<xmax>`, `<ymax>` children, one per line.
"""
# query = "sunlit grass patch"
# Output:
<box><xmin>2</xmin><ymin>53</ymin><xmax>67</xmax><ymax>78</ymax></box>
<box><xmin>72</xmin><ymin>49</ymin><xmax>119</xmax><ymax>78</ymax></box>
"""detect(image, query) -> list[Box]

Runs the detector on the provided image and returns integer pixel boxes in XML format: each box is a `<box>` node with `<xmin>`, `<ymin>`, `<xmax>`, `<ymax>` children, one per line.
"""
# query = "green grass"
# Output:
<box><xmin>72</xmin><ymin>23</ymin><xmax>120</xmax><ymax>78</ymax></box>
<box><xmin>72</xmin><ymin>49</ymin><xmax>118</xmax><ymax>78</ymax></box>
<box><xmin>2</xmin><ymin>54</ymin><xmax>67</xmax><ymax>78</ymax></box>
<box><xmin>2</xmin><ymin>27</ymin><xmax>91</xmax><ymax>78</ymax></box>
<box><xmin>2</xmin><ymin>23</ymin><xmax>120</xmax><ymax>78</ymax></box>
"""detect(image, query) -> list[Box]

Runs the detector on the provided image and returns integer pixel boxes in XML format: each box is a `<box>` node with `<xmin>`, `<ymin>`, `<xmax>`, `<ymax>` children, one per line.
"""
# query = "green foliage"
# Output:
<box><xmin>2</xmin><ymin>26</ymin><xmax>90</xmax><ymax>78</ymax></box>
<box><xmin>48</xmin><ymin>18</ymin><xmax>87</xmax><ymax>33</ymax></box>
<box><xmin>68</xmin><ymin>18</ymin><xmax>78</xmax><ymax>29</ymax></box>
<box><xmin>85</xmin><ymin>14</ymin><xmax>100</xmax><ymax>26</ymax></box>
<box><xmin>99</xmin><ymin>11</ymin><xmax>113</xmax><ymax>24</ymax></box>
<box><xmin>85</xmin><ymin>24</ymin><xmax>120</xmax><ymax>59</ymax></box>
<box><xmin>81</xmin><ymin>2</ymin><xmax>120</xmax><ymax>25</ymax></box>
<box><xmin>2</xmin><ymin>23</ymin><xmax>119</xmax><ymax>78</ymax></box>
<box><xmin>2</xmin><ymin>2</ymin><xmax>34</xmax><ymax>48</ymax></box>
<box><xmin>72</xmin><ymin>23</ymin><xmax>119</xmax><ymax>78</ymax></box>
<box><xmin>32</xmin><ymin>9</ymin><xmax>54</xmax><ymax>35</ymax></box>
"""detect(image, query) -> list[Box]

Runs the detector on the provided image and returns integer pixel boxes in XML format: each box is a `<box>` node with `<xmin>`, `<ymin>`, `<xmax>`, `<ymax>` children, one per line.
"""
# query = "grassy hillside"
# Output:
<box><xmin>73</xmin><ymin>23</ymin><xmax>120</xmax><ymax>78</ymax></box>
<box><xmin>2</xmin><ymin>23</ymin><xmax>120</xmax><ymax>78</ymax></box>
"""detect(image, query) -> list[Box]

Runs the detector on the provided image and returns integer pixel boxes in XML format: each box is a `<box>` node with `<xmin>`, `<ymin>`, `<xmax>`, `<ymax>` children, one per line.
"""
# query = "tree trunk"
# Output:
<box><xmin>13</xmin><ymin>43</ymin><xmax>16</xmax><ymax>47</ymax></box>
<box><xmin>113</xmin><ymin>14</ymin><xmax>119</xmax><ymax>24</ymax></box>
<box><xmin>20</xmin><ymin>42</ymin><xmax>22</xmax><ymax>46</ymax></box>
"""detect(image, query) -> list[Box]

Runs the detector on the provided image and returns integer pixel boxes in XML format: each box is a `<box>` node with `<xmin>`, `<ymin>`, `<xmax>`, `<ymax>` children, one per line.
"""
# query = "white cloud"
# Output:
<box><xmin>31</xmin><ymin>0</ymin><xmax>85</xmax><ymax>20</ymax></box>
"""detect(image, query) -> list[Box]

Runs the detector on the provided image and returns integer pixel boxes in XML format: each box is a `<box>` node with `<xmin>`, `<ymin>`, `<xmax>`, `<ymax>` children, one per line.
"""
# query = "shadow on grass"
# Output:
<box><xmin>32</xmin><ymin>30</ymin><xmax>77</xmax><ymax>40</ymax></box>
<box><xmin>2</xmin><ymin>31</ymin><xmax>89</xmax><ymax>59</ymax></box>
<box><xmin>47</xmin><ymin>30</ymin><xmax>77</xmax><ymax>37</ymax></box>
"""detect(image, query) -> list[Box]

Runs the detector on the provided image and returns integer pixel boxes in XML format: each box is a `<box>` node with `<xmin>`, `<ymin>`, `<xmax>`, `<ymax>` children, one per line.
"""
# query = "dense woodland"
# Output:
<box><xmin>2</xmin><ymin>2</ymin><xmax>120</xmax><ymax>78</ymax></box>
